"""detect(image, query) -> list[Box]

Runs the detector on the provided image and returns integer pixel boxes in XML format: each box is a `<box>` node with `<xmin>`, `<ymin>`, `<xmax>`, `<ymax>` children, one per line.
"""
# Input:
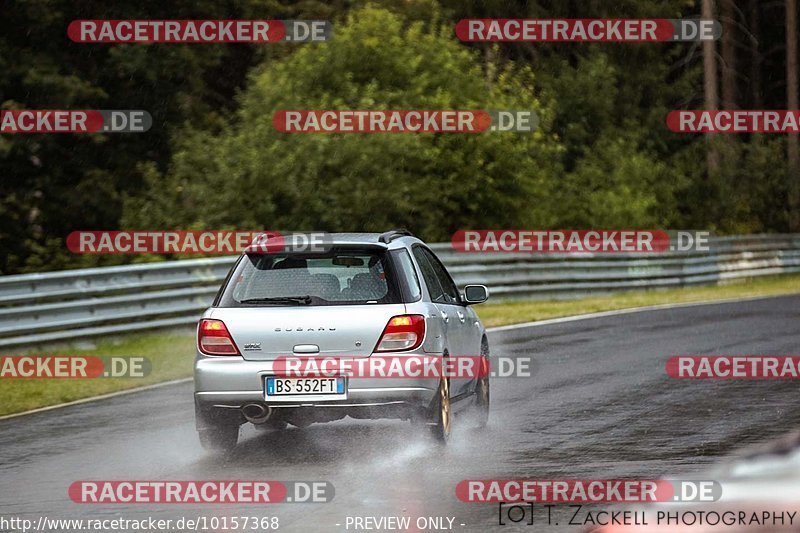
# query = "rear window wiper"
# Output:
<box><xmin>239</xmin><ymin>295</ymin><xmax>313</xmax><ymax>305</ymax></box>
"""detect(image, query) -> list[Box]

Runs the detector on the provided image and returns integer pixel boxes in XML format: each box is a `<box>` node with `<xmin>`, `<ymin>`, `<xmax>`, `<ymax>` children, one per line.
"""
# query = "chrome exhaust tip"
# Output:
<box><xmin>242</xmin><ymin>403</ymin><xmax>272</xmax><ymax>424</ymax></box>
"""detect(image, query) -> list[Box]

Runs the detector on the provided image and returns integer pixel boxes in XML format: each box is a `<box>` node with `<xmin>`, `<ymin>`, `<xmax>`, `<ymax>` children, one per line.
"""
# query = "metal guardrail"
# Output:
<box><xmin>2</xmin><ymin>234</ymin><xmax>799</xmax><ymax>348</ymax></box>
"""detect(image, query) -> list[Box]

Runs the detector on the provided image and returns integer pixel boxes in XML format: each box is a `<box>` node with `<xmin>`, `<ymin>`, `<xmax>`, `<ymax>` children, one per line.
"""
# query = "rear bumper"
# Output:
<box><xmin>194</xmin><ymin>355</ymin><xmax>440</xmax><ymax>426</ymax></box>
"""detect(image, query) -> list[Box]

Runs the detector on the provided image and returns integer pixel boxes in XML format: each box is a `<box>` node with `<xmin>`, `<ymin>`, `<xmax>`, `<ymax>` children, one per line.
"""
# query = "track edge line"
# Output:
<box><xmin>485</xmin><ymin>293</ymin><xmax>789</xmax><ymax>333</ymax></box>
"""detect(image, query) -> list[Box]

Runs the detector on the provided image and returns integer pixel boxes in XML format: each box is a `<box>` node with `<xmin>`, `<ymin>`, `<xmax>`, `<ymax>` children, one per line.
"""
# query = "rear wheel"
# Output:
<box><xmin>198</xmin><ymin>425</ymin><xmax>239</xmax><ymax>453</ymax></box>
<box><xmin>429</xmin><ymin>377</ymin><xmax>452</xmax><ymax>443</ymax></box>
<box><xmin>470</xmin><ymin>338</ymin><xmax>490</xmax><ymax>428</ymax></box>
<box><xmin>472</xmin><ymin>376</ymin><xmax>490</xmax><ymax>428</ymax></box>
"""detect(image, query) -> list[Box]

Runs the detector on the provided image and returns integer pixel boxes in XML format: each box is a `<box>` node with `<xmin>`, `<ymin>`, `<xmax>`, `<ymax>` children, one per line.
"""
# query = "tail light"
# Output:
<box><xmin>198</xmin><ymin>319</ymin><xmax>240</xmax><ymax>356</ymax></box>
<box><xmin>374</xmin><ymin>315</ymin><xmax>425</xmax><ymax>352</ymax></box>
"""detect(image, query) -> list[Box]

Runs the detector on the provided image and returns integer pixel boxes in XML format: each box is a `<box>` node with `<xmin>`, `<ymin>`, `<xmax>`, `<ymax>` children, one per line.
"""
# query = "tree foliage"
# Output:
<box><xmin>1</xmin><ymin>0</ymin><xmax>798</xmax><ymax>273</ymax></box>
<box><xmin>123</xmin><ymin>7</ymin><xmax>564</xmax><ymax>240</ymax></box>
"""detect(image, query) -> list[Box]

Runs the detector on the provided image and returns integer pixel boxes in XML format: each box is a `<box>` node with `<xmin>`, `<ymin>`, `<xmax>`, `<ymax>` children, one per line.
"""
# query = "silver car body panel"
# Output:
<box><xmin>193</xmin><ymin>233</ymin><xmax>487</xmax><ymax>426</ymax></box>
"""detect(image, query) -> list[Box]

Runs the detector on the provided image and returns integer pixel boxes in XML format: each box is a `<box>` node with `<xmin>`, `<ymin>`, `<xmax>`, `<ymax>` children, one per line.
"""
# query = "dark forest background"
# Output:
<box><xmin>1</xmin><ymin>0</ymin><xmax>797</xmax><ymax>273</ymax></box>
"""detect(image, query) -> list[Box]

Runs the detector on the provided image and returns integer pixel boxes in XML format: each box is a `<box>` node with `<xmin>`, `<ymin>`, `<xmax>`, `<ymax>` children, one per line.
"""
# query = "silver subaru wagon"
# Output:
<box><xmin>194</xmin><ymin>230</ymin><xmax>490</xmax><ymax>452</ymax></box>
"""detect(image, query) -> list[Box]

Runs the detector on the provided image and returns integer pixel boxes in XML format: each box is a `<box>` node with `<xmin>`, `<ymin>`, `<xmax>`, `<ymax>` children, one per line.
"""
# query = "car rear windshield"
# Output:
<box><xmin>218</xmin><ymin>248</ymin><xmax>404</xmax><ymax>306</ymax></box>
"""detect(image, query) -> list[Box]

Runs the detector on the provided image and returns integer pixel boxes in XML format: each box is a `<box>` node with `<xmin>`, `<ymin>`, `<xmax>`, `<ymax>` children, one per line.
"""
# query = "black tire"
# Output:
<box><xmin>429</xmin><ymin>377</ymin><xmax>452</xmax><ymax>443</ymax></box>
<box><xmin>198</xmin><ymin>425</ymin><xmax>239</xmax><ymax>453</ymax></box>
<box><xmin>472</xmin><ymin>375</ymin><xmax>490</xmax><ymax>429</ymax></box>
<box><xmin>471</xmin><ymin>338</ymin><xmax>490</xmax><ymax>428</ymax></box>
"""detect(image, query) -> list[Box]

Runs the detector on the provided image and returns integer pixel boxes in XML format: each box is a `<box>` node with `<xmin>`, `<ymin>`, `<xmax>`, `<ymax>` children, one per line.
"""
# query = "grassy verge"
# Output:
<box><xmin>475</xmin><ymin>273</ymin><xmax>800</xmax><ymax>327</ymax></box>
<box><xmin>3</xmin><ymin>273</ymin><xmax>800</xmax><ymax>417</ymax></box>
<box><xmin>0</xmin><ymin>334</ymin><xmax>195</xmax><ymax>417</ymax></box>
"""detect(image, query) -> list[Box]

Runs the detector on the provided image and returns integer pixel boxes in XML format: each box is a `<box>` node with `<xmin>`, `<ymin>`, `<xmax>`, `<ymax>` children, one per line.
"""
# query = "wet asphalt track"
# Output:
<box><xmin>2</xmin><ymin>295</ymin><xmax>800</xmax><ymax>532</ymax></box>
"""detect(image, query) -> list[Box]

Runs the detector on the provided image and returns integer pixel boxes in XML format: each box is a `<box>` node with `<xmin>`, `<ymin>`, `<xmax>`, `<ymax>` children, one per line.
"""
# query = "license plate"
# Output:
<box><xmin>265</xmin><ymin>377</ymin><xmax>346</xmax><ymax>398</ymax></box>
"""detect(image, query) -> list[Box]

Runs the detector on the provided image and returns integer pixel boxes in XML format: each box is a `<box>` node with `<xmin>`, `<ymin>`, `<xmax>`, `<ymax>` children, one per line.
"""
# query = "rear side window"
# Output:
<box><xmin>422</xmin><ymin>248</ymin><xmax>460</xmax><ymax>304</ymax></box>
<box><xmin>390</xmin><ymin>249</ymin><xmax>422</xmax><ymax>301</ymax></box>
<box><xmin>413</xmin><ymin>246</ymin><xmax>459</xmax><ymax>304</ymax></box>
<box><xmin>218</xmin><ymin>249</ymin><xmax>403</xmax><ymax>306</ymax></box>
<box><xmin>412</xmin><ymin>247</ymin><xmax>447</xmax><ymax>303</ymax></box>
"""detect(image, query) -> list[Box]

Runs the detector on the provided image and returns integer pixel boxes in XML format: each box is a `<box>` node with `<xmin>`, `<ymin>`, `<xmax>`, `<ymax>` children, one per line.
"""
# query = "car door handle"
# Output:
<box><xmin>293</xmin><ymin>344</ymin><xmax>320</xmax><ymax>354</ymax></box>
<box><xmin>457</xmin><ymin>311</ymin><xmax>466</xmax><ymax>323</ymax></box>
<box><xmin>440</xmin><ymin>311</ymin><xmax>449</xmax><ymax>323</ymax></box>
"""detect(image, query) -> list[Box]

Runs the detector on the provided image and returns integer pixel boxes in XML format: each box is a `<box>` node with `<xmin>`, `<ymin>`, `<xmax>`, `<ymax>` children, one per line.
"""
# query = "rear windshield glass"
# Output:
<box><xmin>218</xmin><ymin>249</ymin><xmax>403</xmax><ymax>306</ymax></box>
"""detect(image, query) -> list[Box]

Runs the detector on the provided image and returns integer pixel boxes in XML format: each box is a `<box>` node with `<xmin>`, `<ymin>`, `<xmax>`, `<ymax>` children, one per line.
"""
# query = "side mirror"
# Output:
<box><xmin>462</xmin><ymin>284</ymin><xmax>489</xmax><ymax>304</ymax></box>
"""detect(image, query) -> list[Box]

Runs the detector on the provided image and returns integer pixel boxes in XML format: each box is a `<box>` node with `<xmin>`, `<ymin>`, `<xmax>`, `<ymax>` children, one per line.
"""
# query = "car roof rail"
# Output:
<box><xmin>378</xmin><ymin>229</ymin><xmax>415</xmax><ymax>243</ymax></box>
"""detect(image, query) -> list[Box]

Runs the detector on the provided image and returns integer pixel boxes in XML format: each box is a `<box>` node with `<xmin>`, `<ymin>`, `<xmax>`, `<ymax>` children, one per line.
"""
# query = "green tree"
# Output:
<box><xmin>0</xmin><ymin>0</ymin><xmax>350</xmax><ymax>273</ymax></box>
<box><xmin>124</xmin><ymin>6</ymin><xmax>564</xmax><ymax>240</ymax></box>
